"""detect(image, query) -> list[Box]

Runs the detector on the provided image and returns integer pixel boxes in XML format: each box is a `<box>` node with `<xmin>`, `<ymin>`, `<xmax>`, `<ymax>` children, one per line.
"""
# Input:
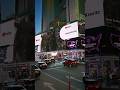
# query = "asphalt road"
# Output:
<box><xmin>35</xmin><ymin>61</ymin><xmax>85</xmax><ymax>90</ymax></box>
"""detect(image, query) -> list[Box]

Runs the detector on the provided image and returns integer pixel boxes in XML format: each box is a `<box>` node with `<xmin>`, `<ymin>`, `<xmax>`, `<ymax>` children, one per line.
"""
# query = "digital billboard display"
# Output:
<box><xmin>66</xmin><ymin>36</ymin><xmax>85</xmax><ymax>50</ymax></box>
<box><xmin>85</xmin><ymin>26</ymin><xmax>120</xmax><ymax>56</ymax></box>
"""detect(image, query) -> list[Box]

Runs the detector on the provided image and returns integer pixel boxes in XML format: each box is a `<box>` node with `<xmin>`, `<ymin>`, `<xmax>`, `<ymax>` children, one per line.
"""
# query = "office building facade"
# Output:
<box><xmin>0</xmin><ymin>0</ymin><xmax>35</xmax><ymax>63</ymax></box>
<box><xmin>42</xmin><ymin>0</ymin><xmax>85</xmax><ymax>32</ymax></box>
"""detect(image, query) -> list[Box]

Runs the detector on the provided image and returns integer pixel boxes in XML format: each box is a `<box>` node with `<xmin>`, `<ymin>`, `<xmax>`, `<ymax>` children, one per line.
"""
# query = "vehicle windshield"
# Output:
<box><xmin>38</xmin><ymin>62</ymin><xmax>45</xmax><ymax>65</ymax></box>
<box><xmin>32</xmin><ymin>65</ymin><xmax>39</xmax><ymax>69</ymax></box>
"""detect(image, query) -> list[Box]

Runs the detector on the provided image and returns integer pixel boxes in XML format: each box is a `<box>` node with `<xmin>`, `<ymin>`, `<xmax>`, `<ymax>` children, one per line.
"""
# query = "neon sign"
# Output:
<box><xmin>67</xmin><ymin>40</ymin><xmax>78</xmax><ymax>49</ymax></box>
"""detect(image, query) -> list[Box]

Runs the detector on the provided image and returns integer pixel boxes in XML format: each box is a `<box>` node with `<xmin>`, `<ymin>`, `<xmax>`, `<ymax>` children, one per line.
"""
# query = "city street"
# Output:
<box><xmin>35</xmin><ymin>61</ymin><xmax>85</xmax><ymax>90</ymax></box>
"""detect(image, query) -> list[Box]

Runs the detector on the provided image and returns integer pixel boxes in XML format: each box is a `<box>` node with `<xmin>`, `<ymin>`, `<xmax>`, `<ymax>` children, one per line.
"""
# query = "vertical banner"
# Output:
<box><xmin>85</xmin><ymin>0</ymin><xmax>104</xmax><ymax>29</ymax></box>
<box><xmin>35</xmin><ymin>34</ymin><xmax>42</xmax><ymax>52</ymax></box>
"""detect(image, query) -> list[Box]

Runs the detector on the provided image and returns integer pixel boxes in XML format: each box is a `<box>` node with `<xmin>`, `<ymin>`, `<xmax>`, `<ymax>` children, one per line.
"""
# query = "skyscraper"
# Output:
<box><xmin>42</xmin><ymin>0</ymin><xmax>85</xmax><ymax>32</ymax></box>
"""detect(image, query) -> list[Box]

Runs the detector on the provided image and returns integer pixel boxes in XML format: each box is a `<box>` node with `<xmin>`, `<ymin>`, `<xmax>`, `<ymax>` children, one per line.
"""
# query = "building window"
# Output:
<box><xmin>0</xmin><ymin>46</ymin><xmax>7</xmax><ymax>63</ymax></box>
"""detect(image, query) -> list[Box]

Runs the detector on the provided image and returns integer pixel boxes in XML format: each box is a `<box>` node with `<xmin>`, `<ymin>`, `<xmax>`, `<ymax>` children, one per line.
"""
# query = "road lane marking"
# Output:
<box><xmin>48</xmin><ymin>68</ymin><xmax>83</xmax><ymax>79</ymax></box>
<box><xmin>44</xmin><ymin>82</ymin><xmax>56</xmax><ymax>90</ymax></box>
<box><xmin>42</xmin><ymin>72</ymin><xmax>81</xmax><ymax>90</ymax></box>
<box><xmin>66</xmin><ymin>76</ymin><xmax>83</xmax><ymax>83</ymax></box>
<box><xmin>46</xmin><ymin>66</ymin><xmax>63</xmax><ymax>70</ymax></box>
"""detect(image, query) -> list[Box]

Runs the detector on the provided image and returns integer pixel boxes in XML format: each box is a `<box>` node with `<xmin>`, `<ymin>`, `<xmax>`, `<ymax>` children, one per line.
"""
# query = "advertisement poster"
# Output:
<box><xmin>85</xmin><ymin>0</ymin><xmax>104</xmax><ymax>29</ymax></box>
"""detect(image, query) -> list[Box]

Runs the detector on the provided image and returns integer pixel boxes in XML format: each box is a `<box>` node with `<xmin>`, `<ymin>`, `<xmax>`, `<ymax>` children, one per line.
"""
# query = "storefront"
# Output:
<box><xmin>101</xmin><ymin>56</ymin><xmax>120</xmax><ymax>79</ymax></box>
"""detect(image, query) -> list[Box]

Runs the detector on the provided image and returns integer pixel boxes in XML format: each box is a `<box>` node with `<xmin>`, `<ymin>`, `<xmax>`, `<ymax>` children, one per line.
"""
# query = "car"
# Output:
<box><xmin>51</xmin><ymin>59</ymin><xmax>55</xmax><ymax>63</ymax></box>
<box><xmin>31</xmin><ymin>64</ymin><xmax>41</xmax><ymax>78</ymax></box>
<box><xmin>81</xmin><ymin>72</ymin><xmax>85</xmax><ymax>77</ymax></box>
<box><xmin>63</xmin><ymin>59</ymin><xmax>79</xmax><ymax>67</ymax></box>
<box><xmin>44</xmin><ymin>59</ymin><xmax>52</xmax><ymax>64</ymax></box>
<box><xmin>3</xmin><ymin>85</ymin><xmax>27</xmax><ymax>90</ymax></box>
<box><xmin>3</xmin><ymin>80</ymin><xmax>17</xmax><ymax>86</ymax></box>
<box><xmin>37</xmin><ymin>62</ymin><xmax>47</xmax><ymax>69</ymax></box>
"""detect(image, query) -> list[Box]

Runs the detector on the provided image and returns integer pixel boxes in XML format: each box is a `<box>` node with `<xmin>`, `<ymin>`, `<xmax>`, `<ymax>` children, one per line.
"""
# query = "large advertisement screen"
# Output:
<box><xmin>85</xmin><ymin>26</ymin><xmax>120</xmax><ymax>56</ymax></box>
<box><xmin>66</xmin><ymin>36</ymin><xmax>85</xmax><ymax>50</ymax></box>
<box><xmin>41</xmin><ymin>30</ymin><xmax>84</xmax><ymax>52</ymax></box>
<box><xmin>85</xmin><ymin>0</ymin><xmax>104</xmax><ymax>29</ymax></box>
<box><xmin>60</xmin><ymin>22</ymin><xmax>79</xmax><ymax>40</ymax></box>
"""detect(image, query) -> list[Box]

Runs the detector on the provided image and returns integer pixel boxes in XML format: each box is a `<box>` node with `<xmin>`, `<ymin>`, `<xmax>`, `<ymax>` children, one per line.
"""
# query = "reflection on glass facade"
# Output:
<box><xmin>1</xmin><ymin>0</ymin><xmax>15</xmax><ymax>21</ymax></box>
<box><xmin>16</xmin><ymin>0</ymin><xmax>34</xmax><ymax>16</ymax></box>
<box><xmin>54</xmin><ymin>0</ymin><xmax>66</xmax><ymax>21</ymax></box>
<box><xmin>104</xmin><ymin>0</ymin><xmax>120</xmax><ymax>27</ymax></box>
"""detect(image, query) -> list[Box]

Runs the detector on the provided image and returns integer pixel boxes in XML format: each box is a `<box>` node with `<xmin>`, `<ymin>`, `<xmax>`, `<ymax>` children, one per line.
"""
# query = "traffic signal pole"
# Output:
<box><xmin>68</xmin><ymin>72</ymin><xmax>71</xmax><ymax>90</ymax></box>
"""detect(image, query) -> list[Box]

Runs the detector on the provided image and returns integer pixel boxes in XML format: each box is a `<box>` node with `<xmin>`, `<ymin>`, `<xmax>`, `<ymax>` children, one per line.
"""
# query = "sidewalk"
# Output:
<box><xmin>102</xmin><ymin>84</ymin><xmax>120</xmax><ymax>90</ymax></box>
<box><xmin>0</xmin><ymin>71</ymin><xmax>10</xmax><ymax>83</ymax></box>
<box><xmin>102</xmin><ymin>87</ymin><xmax>120</xmax><ymax>90</ymax></box>
<box><xmin>101</xmin><ymin>80</ymin><xmax>120</xmax><ymax>90</ymax></box>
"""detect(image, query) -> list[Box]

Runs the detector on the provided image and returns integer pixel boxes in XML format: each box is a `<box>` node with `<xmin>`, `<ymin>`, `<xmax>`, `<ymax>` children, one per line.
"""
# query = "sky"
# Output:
<box><xmin>35</xmin><ymin>0</ymin><xmax>42</xmax><ymax>34</ymax></box>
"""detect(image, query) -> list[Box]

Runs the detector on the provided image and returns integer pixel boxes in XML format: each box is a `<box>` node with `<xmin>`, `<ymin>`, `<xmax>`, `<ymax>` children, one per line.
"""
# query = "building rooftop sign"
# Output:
<box><xmin>60</xmin><ymin>22</ymin><xmax>79</xmax><ymax>40</ymax></box>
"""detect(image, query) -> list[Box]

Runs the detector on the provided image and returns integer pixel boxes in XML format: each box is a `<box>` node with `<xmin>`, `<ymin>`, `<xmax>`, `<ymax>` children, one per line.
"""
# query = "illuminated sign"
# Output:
<box><xmin>66</xmin><ymin>36</ymin><xmax>85</xmax><ymax>49</ymax></box>
<box><xmin>85</xmin><ymin>33</ymin><xmax>102</xmax><ymax>53</ymax></box>
<box><xmin>67</xmin><ymin>40</ymin><xmax>78</xmax><ymax>49</ymax></box>
<box><xmin>60</xmin><ymin>22</ymin><xmax>79</xmax><ymax>40</ymax></box>
<box><xmin>85</xmin><ymin>27</ymin><xmax>120</xmax><ymax>55</ymax></box>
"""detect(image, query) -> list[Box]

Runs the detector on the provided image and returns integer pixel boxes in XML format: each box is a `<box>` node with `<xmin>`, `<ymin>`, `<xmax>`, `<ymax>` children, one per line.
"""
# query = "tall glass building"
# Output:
<box><xmin>42</xmin><ymin>0</ymin><xmax>85</xmax><ymax>32</ymax></box>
